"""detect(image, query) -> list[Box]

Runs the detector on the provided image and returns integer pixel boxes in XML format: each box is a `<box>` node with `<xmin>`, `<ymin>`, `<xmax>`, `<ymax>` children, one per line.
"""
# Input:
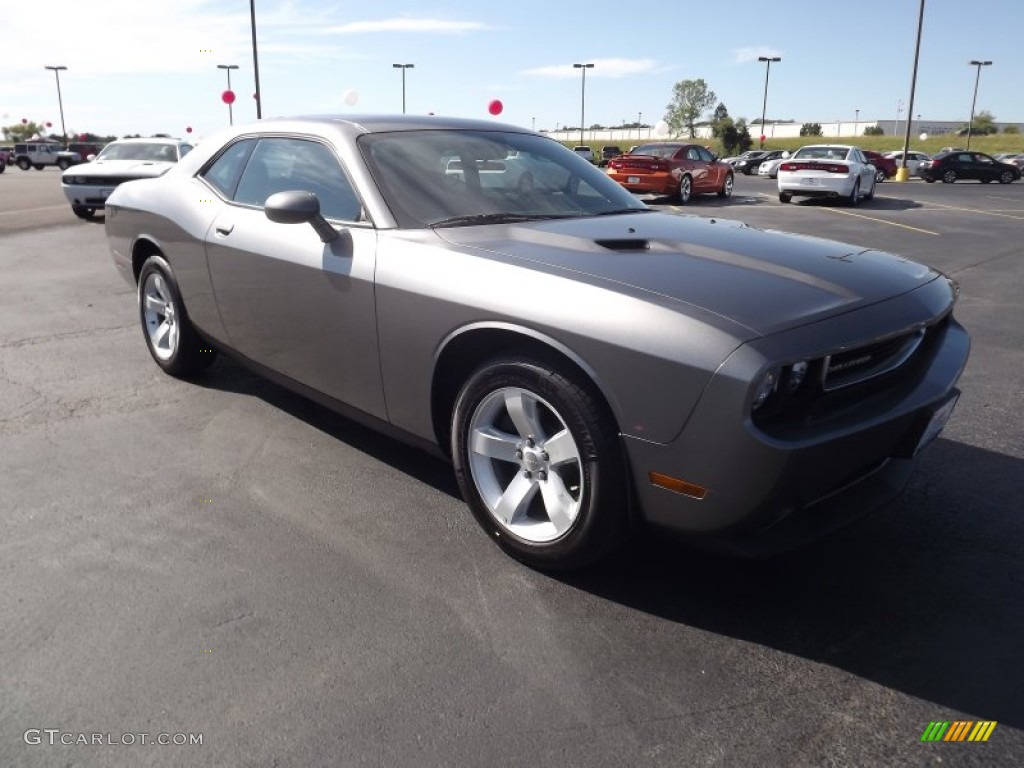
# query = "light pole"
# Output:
<box><xmin>532</xmin><ymin>116</ymin><xmax>536</xmax><ymax>131</ymax></box>
<box><xmin>637</xmin><ymin>111</ymin><xmax>642</xmax><ymax>141</ymax></box>
<box><xmin>392</xmin><ymin>64</ymin><xmax>414</xmax><ymax>114</ymax></box>
<box><xmin>854</xmin><ymin>109</ymin><xmax>859</xmax><ymax>137</ymax></box>
<box><xmin>895</xmin><ymin>98</ymin><xmax>903</xmax><ymax>137</ymax></box>
<box><xmin>966</xmin><ymin>59</ymin><xmax>992</xmax><ymax>149</ymax></box>
<box><xmin>249</xmin><ymin>0</ymin><xmax>262</xmax><ymax>118</ymax></box>
<box><xmin>757</xmin><ymin>56</ymin><xmax>781</xmax><ymax>149</ymax></box>
<box><xmin>896</xmin><ymin>0</ymin><xmax>926</xmax><ymax>182</ymax></box>
<box><xmin>572</xmin><ymin>63</ymin><xmax>594</xmax><ymax>148</ymax></box>
<box><xmin>217</xmin><ymin>64</ymin><xmax>239</xmax><ymax>125</ymax></box>
<box><xmin>44</xmin><ymin>65</ymin><xmax>68</xmax><ymax>146</ymax></box>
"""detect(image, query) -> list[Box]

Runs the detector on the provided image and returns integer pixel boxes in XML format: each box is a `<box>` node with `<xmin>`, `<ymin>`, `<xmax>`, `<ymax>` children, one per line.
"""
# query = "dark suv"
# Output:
<box><xmin>598</xmin><ymin>145</ymin><xmax>622</xmax><ymax>167</ymax></box>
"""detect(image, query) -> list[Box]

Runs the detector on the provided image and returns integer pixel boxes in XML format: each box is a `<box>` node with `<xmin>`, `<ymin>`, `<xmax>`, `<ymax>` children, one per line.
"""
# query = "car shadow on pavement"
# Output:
<box><xmin>788</xmin><ymin>196</ymin><xmax>925</xmax><ymax>211</ymax></box>
<box><xmin>192</xmin><ymin>355</ymin><xmax>461</xmax><ymax>498</ymax></box>
<box><xmin>560</xmin><ymin>437</ymin><xmax>1024</xmax><ymax>729</ymax></box>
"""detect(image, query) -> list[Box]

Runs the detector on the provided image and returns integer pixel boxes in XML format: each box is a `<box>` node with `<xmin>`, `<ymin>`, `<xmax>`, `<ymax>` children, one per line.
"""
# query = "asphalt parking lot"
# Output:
<box><xmin>1</xmin><ymin>169</ymin><xmax>1022</xmax><ymax>767</ymax></box>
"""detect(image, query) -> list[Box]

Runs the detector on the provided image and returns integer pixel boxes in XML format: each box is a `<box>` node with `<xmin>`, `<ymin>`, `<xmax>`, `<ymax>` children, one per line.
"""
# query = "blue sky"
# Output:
<box><xmin>2</xmin><ymin>0</ymin><xmax>1021</xmax><ymax>140</ymax></box>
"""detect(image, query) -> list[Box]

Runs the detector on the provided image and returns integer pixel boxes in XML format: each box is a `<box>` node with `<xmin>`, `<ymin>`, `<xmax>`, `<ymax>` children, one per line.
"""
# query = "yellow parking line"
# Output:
<box><xmin>813</xmin><ymin>207</ymin><xmax>939</xmax><ymax>235</ymax></box>
<box><xmin>923</xmin><ymin>200</ymin><xmax>1024</xmax><ymax>221</ymax></box>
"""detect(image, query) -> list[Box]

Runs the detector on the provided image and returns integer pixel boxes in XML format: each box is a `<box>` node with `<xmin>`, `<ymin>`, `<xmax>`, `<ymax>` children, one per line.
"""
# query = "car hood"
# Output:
<box><xmin>65</xmin><ymin>159</ymin><xmax>175</xmax><ymax>178</ymax></box>
<box><xmin>434</xmin><ymin>212</ymin><xmax>940</xmax><ymax>336</ymax></box>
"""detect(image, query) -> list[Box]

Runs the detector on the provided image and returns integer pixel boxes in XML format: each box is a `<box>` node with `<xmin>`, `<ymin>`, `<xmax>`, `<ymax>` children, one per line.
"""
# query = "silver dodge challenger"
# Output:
<box><xmin>104</xmin><ymin>115</ymin><xmax>970</xmax><ymax>569</ymax></box>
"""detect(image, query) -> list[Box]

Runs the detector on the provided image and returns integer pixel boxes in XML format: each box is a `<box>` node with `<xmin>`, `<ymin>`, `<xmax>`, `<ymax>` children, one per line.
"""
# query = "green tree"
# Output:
<box><xmin>735</xmin><ymin>118</ymin><xmax>753</xmax><ymax>153</ymax></box>
<box><xmin>800</xmin><ymin>122</ymin><xmax>823</xmax><ymax>137</ymax></box>
<box><xmin>665</xmin><ymin>79</ymin><xmax>717</xmax><ymax>138</ymax></box>
<box><xmin>719</xmin><ymin>120</ymin><xmax>738</xmax><ymax>153</ymax></box>
<box><xmin>1003</xmin><ymin>124</ymin><xmax>1020</xmax><ymax>134</ymax></box>
<box><xmin>710</xmin><ymin>103</ymin><xmax>731</xmax><ymax>138</ymax></box>
<box><xmin>2</xmin><ymin>121</ymin><xmax>47</xmax><ymax>142</ymax></box>
<box><xmin>864</xmin><ymin>125</ymin><xmax>884</xmax><ymax>136</ymax></box>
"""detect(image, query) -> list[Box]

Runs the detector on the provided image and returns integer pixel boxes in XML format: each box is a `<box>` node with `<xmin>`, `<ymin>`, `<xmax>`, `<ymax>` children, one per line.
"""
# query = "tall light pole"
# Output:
<box><xmin>854</xmin><ymin>108</ymin><xmax>860</xmax><ymax>137</ymax></box>
<box><xmin>392</xmin><ymin>64</ymin><xmax>414</xmax><ymax>114</ymax></box>
<box><xmin>966</xmin><ymin>60</ymin><xmax>992</xmax><ymax>149</ymax></box>
<box><xmin>895</xmin><ymin>98</ymin><xmax>903</xmax><ymax>137</ymax></box>
<box><xmin>572</xmin><ymin>63</ymin><xmax>594</xmax><ymax>148</ymax></box>
<box><xmin>217</xmin><ymin>64</ymin><xmax>239</xmax><ymax>125</ymax></box>
<box><xmin>757</xmin><ymin>56</ymin><xmax>781</xmax><ymax>148</ymax></box>
<box><xmin>637</xmin><ymin>111</ymin><xmax>642</xmax><ymax>141</ymax></box>
<box><xmin>249</xmin><ymin>0</ymin><xmax>262</xmax><ymax>118</ymax></box>
<box><xmin>44</xmin><ymin>65</ymin><xmax>68</xmax><ymax>146</ymax></box>
<box><xmin>896</xmin><ymin>0</ymin><xmax>926</xmax><ymax>182</ymax></box>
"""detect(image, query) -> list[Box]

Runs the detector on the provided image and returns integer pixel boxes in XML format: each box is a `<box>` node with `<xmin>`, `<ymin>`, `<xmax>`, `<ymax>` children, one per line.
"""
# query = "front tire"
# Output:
<box><xmin>138</xmin><ymin>255</ymin><xmax>217</xmax><ymax>377</ymax></box>
<box><xmin>33</xmin><ymin>164</ymin><xmax>44</xmax><ymax>171</ymax></box>
<box><xmin>57</xmin><ymin>159</ymin><xmax>70</xmax><ymax>171</ymax></box>
<box><xmin>717</xmin><ymin>173</ymin><xmax>734</xmax><ymax>198</ymax></box>
<box><xmin>451</xmin><ymin>356</ymin><xmax>628</xmax><ymax>570</ymax></box>
<box><xmin>999</xmin><ymin>171</ymin><xmax>1014</xmax><ymax>184</ymax></box>
<box><xmin>17</xmin><ymin>158</ymin><xmax>30</xmax><ymax>171</ymax></box>
<box><xmin>71</xmin><ymin>205</ymin><xmax>96</xmax><ymax>220</ymax></box>
<box><xmin>875</xmin><ymin>169</ymin><xmax>886</xmax><ymax>183</ymax></box>
<box><xmin>942</xmin><ymin>169</ymin><xmax>957</xmax><ymax>184</ymax></box>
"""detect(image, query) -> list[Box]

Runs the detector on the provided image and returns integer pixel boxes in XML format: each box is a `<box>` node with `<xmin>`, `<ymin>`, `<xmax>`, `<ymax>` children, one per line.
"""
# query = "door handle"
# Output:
<box><xmin>215</xmin><ymin>223</ymin><xmax>234</xmax><ymax>236</ymax></box>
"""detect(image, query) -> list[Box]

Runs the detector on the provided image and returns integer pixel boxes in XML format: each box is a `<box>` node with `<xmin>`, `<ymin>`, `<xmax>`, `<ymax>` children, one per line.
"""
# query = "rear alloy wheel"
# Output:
<box><xmin>717</xmin><ymin>173</ymin><xmax>734</xmax><ymax>198</ymax></box>
<box><xmin>942</xmin><ymin>169</ymin><xmax>957</xmax><ymax>184</ymax></box>
<box><xmin>71</xmin><ymin>205</ymin><xmax>96</xmax><ymax>220</ymax></box>
<box><xmin>779</xmin><ymin>191</ymin><xmax>792</xmax><ymax>203</ymax></box>
<box><xmin>677</xmin><ymin>175</ymin><xmax>692</xmax><ymax>203</ymax></box>
<box><xmin>875</xmin><ymin>168</ymin><xmax>887</xmax><ymax>183</ymax></box>
<box><xmin>138</xmin><ymin>255</ymin><xmax>217</xmax><ymax>377</ymax></box>
<box><xmin>847</xmin><ymin>179</ymin><xmax>861</xmax><ymax>206</ymax></box>
<box><xmin>451</xmin><ymin>356</ymin><xmax>628</xmax><ymax>570</ymax></box>
<box><xmin>999</xmin><ymin>170</ymin><xmax>1014</xmax><ymax>184</ymax></box>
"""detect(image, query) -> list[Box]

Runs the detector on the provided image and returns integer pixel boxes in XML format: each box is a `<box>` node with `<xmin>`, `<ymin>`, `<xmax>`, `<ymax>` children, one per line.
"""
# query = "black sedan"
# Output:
<box><xmin>735</xmin><ymin>149</ymin><xmax>785</xmax><ymax>175</ymax></box>
<box><xmin>917</xmin><ymin>151</ymin><xmax>1021</xmax><ymax>184</ymax></box>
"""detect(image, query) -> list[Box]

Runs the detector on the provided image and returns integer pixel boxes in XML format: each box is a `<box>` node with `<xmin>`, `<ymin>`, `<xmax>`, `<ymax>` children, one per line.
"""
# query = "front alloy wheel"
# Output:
<box><xmin>718</xmin><ymin>173</ymin><xmax>734</xmax><ymax>198</ymax></box>
<box><xmin>942</xmin><ymin>169</ymin><xmax>957</xmax><ymax>184</ymax></box>
<box><xmin>999</xmin><ymin>171</ymin><xmax>1014</xmax><ymax>184</ymax></box>
<box><xmin>452</xmin><ymin>356</ymin><xmax>627</xmax><ymax>569</ymax></box>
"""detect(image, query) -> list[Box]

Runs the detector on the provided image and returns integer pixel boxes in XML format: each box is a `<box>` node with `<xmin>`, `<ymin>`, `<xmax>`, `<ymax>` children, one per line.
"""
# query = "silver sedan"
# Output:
<box><xmin>104</xmin><ymin>116</ymin><xmax>969</xmax><ymax>569</ymax></box>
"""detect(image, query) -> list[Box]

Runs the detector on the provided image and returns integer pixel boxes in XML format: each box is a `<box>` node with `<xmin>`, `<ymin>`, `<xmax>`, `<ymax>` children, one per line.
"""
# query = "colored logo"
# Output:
<box><xmin>921</xmin><ymin>721</ymin><xmax>997</xmax><ymax>742</ymax></box>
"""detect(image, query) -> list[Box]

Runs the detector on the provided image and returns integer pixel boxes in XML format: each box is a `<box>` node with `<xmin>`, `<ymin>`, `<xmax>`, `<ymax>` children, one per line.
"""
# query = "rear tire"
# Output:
<box><xmin>17</xmin><ymin>158</ymin><xmax>30</xmax><ymax>171</ymax></box>
<box><xmin>875</xmin><ymin>169</ymin><xmax>886</xmax><ymax>183</ymax></box>
<box><xmin>779</xmin><ymin>191</ymin><xmax>792</xmax><ymax>203</ymax></box>
<box><xmin>942</xmin><ymin>170</ymin><xmax>957</xmax><ymax>184</ymax></box>
<box><xmin>137</xmin><ymin>255</ymin><xmax>217</xmax><ymax>377</ymax></box>
<box><xmin>451</xmin><ymin>355</ymin><xmax>628</xmax><ymax>570</ymax></box>
<box><xmin>57</xmin><ymin>159</ymin><xmax>70</xmax><ymax>171</ymax></box>
<box><xmin>33</xmin><ymin>164</ymin><xmax>44</xmax><ymax>171</ymax></box>
<box><xmin>677</xmin><ymin>175</ymin><xmax>693</xmax><ymax>204</ymax></box>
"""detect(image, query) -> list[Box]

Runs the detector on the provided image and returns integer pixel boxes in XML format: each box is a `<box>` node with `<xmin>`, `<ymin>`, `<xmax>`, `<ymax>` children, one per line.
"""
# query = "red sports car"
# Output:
<box><xmin>606</xmin><ymin>142</ymin><xmax>734</xmax><ymax>202</ymax></box>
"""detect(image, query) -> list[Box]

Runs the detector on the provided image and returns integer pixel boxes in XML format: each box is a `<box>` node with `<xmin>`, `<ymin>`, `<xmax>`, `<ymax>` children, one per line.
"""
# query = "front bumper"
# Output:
<box><xmin>62</xmin><ymin>182</ymin><xmax>119</xmax><ymax>209</ymax></box>
<box><xmin>622</xmin><ymin>279</ymin><xmax>970</xmax><ymax>554</ymax></box>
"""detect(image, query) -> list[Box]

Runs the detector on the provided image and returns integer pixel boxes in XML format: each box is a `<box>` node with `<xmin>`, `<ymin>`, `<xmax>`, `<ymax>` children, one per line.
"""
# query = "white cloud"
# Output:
<box><xmin>318</xmin><ymin>18</ymin><xmax>490</xmax><ymax>35</ymax></box>
<box><xmin>732</xmin><ymin>47</ymin><xmax>785</xmax><ymax>65</ymax></box>
<box><xmin>522</xmin><ymin>58</ymin><xmax>659</xmax><ymax>79</ymax></box>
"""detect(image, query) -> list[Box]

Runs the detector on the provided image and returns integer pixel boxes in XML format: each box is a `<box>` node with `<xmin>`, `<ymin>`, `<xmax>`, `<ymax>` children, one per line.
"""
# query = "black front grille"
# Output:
<box><xmin>822</xmin><ymin>329</ymin><xmax>925</xmax><ymax>391</ymax></box>
<box><xmin>79</xmin><ymin>176</ymin><xmax>134</xmax><ymax>186</ymax></box>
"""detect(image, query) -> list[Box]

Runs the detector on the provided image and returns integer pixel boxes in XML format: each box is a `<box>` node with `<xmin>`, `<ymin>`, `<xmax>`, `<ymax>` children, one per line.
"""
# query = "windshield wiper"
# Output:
<box><xmin>591</xmin><ymin>208</ymin><xmax>653</xmax><ymax>217</ymax></box>
<box><xmin>430</xmin><ymin>212</ymin><xmax>576</xmax><ymax>228</ymax></box>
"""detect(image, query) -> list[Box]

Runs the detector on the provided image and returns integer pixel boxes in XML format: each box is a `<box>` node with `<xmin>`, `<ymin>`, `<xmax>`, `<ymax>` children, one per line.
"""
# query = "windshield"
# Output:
<box><xmin>359</xmin><ymin>130</ymin><xmax>648</xmax><ymax>228</ymax></box>
<box><xmin>97</xmin><ymin>142</ymin><xmax>179</xmax><ymax>162</ymax></box>
<box><xmin>792</xmin><ymin>146</ymin><xmax>852</xmax><ymax>161</ymax></box>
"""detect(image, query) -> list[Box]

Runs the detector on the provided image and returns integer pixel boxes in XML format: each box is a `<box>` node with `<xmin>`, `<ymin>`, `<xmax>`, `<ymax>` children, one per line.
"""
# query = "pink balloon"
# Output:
<box><xmin>221</xmin><ymin>89</ymin><xmax>236</xmax><ymax>105</ymax></box>
<box><xmin>186</xmin><ymin>126</ymin><xmax>193</xmax><ymax>134</ymax></box>
<box><xmin>487</xmin><ymin>99</ymin><xmax>503</xmax><ymax>116</ymax></box>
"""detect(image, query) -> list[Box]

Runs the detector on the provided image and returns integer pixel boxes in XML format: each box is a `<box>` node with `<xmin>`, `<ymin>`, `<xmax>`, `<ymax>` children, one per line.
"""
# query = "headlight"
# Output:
<box><xmin>787</xmin><ymin>361</ymin><xmax>809</xmax><ymax>393</ymax></box>
<box><xmin>752</xmin><ymin>367</ymin><xmax>779</xmax><ymax>410</ymax></box>
<box><xmin>66</xmin><ymin>176</ymin><xmax>83</xmax><ymax>184</ymax></box>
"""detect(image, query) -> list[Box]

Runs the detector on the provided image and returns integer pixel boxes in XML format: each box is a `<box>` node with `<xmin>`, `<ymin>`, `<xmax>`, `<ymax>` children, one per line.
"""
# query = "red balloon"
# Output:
<box><xmin>79</xmin><ymin>133</ymin><xmax>87</xmax><ymax>141</ymax></box>
<box><xmin>253</xmin><ymin>93</ymin><xmax>258</xmax><ymax>100</ymax></box>
<box><xmin>487</xmin><ymin>99</ymin><xmax>503</xmax><ymax>116</ymax></box>
<box><xmin>21</xmin><ymin>118</ymin><xmax>28</xmax><ymax>124</ymax></box>
<box><xmin>221</xmin><ymin>89</ymin><xmax>236</xmax><ymax>105</ymax></box>
<box><xmin>759</xmin><ymin>134</ymin><xmax>766</xmax><ymax>143</ymax></box>
<box><xmin>186</xmin><ymin>126</ymin><xmax>193</xmax><ymax>134</ymax></box>
<box><xmin>46</xmin><ymin>121</ymin><xmax>53</xmax><ymax>128</ymax></box>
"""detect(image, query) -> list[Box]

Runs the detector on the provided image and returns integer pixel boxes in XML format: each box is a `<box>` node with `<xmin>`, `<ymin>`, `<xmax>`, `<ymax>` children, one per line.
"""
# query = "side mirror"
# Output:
<box><xmin>265</xmin><ymin>190</ymin><xmax>338</xmax><ymax>243</ymax></box>
<box><xmin>781</xmin><ymin>151</ymin><xmax>790</xmax><ymax>159</ymax></box>
<box><xmin>86</xmin><ymin>154</ymin><xmax>96</xmax><ymax>162</ymax></box>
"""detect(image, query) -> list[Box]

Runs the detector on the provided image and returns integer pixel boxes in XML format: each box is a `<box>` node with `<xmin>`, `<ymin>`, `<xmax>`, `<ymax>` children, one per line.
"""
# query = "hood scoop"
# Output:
<box><xmin>595</xmin><ymin>238</ymin><xmax>650</xmax><ymax>252</ymax></box>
